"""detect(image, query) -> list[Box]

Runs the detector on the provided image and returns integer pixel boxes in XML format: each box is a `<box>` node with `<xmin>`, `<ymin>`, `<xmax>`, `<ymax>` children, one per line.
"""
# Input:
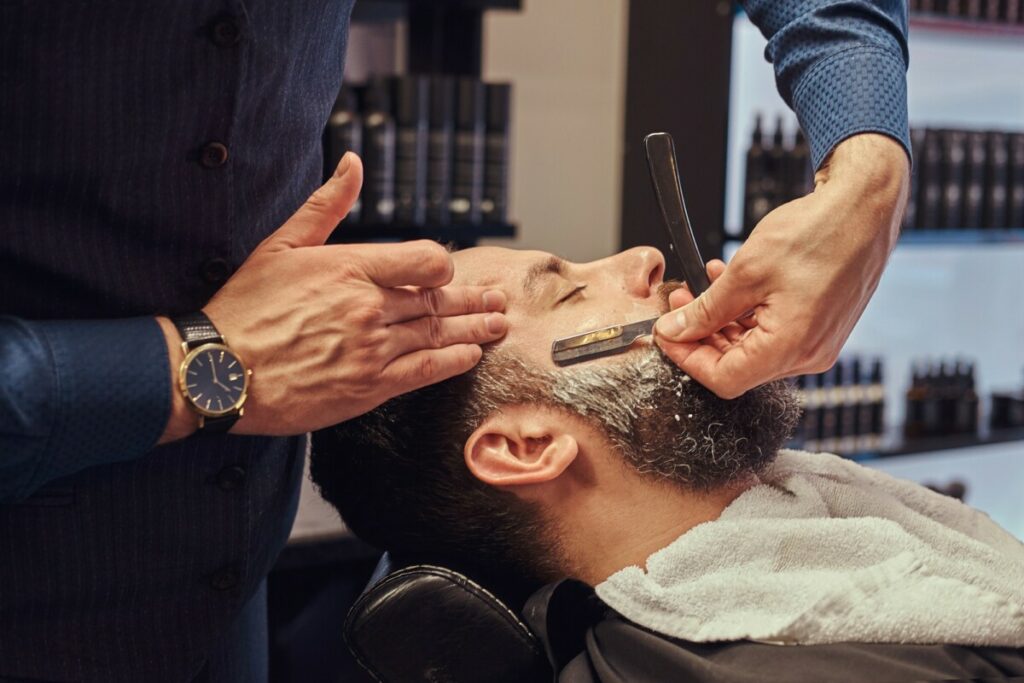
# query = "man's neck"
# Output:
<box><xmin>559</xmin><ymin>468</ymin><xmax>756</xmax><ymax>585</ymax></box>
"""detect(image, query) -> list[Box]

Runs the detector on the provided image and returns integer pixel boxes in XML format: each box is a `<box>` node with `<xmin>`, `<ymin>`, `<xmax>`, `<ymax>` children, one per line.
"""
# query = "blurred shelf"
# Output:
<box><xmin>329</xmin><ymin>221</ymin><xmax>516</xmax><ymax>244</ymax></box>
<box><xmin>879</xmin><ymin>426</ymin><xmax>1024</xmax><ymax>458</ymax></box>
<box><xmin>793</xmin><ymin>426</ymin><xmax>1024</xmax><ymax>462</ymax></box>
<box><xmin>725</xmin><ymin>229</ymin><xmax>1024</xmax><ymax>250</ymax></box>
<box><xmin>898</xmin><ymin>228</ymin><xmax>1024</xmax><ymax>245</ymax></box>
<box><xmin>909</xmin><ymin>13</ymin><xmax>1024</xmax><ymax>39</ymax></box>
<box><xmin>359</xmin><ymin>0</ymin><xmax>520</xmax><ymax>7</ymax></box>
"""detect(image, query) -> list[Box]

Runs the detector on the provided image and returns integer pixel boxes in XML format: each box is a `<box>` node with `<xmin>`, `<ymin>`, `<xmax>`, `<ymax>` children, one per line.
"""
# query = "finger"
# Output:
<box><xmin>655</xmin><ymin>266</ymin><xmax>760</xmax><ymax>343</ymax></box>
<box><xmin>667</xmin><ymin>261</ymin><xmax>725</xmax><ymax>311</ymax></box>
<box><xmin>660</xmin><ymin>327</ymin><xmax>783</xmax><ymax>399</ymax></box>
<box><xmin>383</xmin><ymin>343</ymin><xmax>484</xmax><ymax>394</ymax></box>
<box><xmin>352</xmin><ymin>239</ymin><xmax>455</xmax><ymax>288</ymax></box>
<box><xmin>384</xmin><ymin>312</ymin><xmax>507</xmax><ymax>360</ymax></box>
<box><xmin>382</xmin><ymin>285</ymin><xmax>507</xmax><ymax>324</ymax></box>
<box><xmin>260</xmin><ymin>152</ymin><xmax>364</xmax><ymax>251</ymax></box>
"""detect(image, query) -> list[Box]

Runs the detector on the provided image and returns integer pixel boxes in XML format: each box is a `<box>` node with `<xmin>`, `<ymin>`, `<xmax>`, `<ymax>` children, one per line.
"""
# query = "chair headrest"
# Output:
<box><xmin>345</xmin><ymin>558</ymin><xmax>553</xmax><ymax>683</ymax></box>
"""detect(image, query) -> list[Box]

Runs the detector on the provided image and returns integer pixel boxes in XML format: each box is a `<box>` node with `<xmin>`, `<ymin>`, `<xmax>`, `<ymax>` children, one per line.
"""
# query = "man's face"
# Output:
<box><xmin>450</xmin><ymin>246</ymin><xmax>800</xmax><ymax>492</ymax></box>
<box><xmin>451</xmin><ymin>246</ymin><xmax>668</xmax><ymax>368</ymax></box>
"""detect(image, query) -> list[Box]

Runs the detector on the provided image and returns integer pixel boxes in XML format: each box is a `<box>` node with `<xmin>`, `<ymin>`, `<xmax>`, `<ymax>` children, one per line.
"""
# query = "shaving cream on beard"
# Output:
<box><xmin>473</xmin><ymin>346</ymin><xmax>801</xmax><ymax>492</ymax></box>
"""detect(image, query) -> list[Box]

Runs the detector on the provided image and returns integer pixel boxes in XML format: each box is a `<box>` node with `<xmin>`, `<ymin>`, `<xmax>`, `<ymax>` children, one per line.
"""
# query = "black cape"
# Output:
<box><xmin>523</xmin><ymin>580</ymin><xmax>1024</xmax><ymax>682</ymax></box>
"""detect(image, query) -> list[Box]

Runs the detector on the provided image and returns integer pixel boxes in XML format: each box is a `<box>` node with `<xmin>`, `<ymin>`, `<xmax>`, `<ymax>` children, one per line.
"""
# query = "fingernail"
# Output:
<box><xmin>335</xmin><ymin>152</ymin><xmax>352</xmax><ymax>177</ymax></box>
<box><xmin>482</xmin><ymin>290</ymin><xmax>506</xmax><ymax>311</ymax></box>
<box><xmin>656</xmin><ymin>310</ymin><xmax>686</xmax><ymax>339</ymax></box>
<box><xmin>485</xmin><ymin>313</ymin><xmax>507</xmax><ymax>335</ymax></box>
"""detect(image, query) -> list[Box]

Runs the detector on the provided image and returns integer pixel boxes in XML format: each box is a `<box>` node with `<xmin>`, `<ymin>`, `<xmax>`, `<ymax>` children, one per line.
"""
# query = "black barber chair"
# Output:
<box><xmin>345</xmin><ymin>554</ymin><xmax>554</xmax><ymax>683</ymax></box>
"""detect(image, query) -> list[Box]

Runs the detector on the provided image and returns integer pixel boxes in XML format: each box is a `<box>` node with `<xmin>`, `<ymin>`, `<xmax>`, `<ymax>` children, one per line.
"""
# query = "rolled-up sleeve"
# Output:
<box><xmin>0</xmin><ymin>316</ymin><xmax>170</xmax><ymax>502</ymax></box>
<box><xmin>741</xmin><ymin>0</ymin><xmax>911</xmax><ymax>169</ymax></box>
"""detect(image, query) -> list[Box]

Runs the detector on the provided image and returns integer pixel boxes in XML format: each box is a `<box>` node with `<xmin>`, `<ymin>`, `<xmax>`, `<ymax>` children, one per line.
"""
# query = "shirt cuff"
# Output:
<box><xmin>792</xmin><ymin>45</ymin><xmax>911</xmax><ymax>170</ymax></box>
<box><xmin>33</xmin><ymin>317</ymin><xmax>170</xmax><ymax>489</ymax></box>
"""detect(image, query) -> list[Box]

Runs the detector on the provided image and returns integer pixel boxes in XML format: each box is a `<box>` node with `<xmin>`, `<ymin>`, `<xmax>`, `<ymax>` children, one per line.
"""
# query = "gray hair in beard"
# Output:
<box><xmin>471</xmin><ymin>345</ymin><xmax>801</xmax><ymax>491</ymax></box>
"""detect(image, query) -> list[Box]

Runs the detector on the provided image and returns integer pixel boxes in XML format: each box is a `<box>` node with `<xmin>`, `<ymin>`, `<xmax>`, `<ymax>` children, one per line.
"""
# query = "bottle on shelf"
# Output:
<box><xmin>1008</xmin><ymin>132</ymin><xmax>1024</xmax><ymax>228</ymax></box>
<box><xmin>786</xmin><ymin>128</ymin><xmax>812</xmax><ymax>203</ymax></box>
<box><xmin>983</xmin><ymin>131</ymin><xmax>1010</xmax><ymax>229</ymax></box>
<box><xmin>919</xmin><ymin>129</ymin><xmax>945</xmax><ymax>229</ymax></box>
<box><xmin>904</xmin><ymin>128</ymin><xmax>927</xmax><ymax>230</ymax></box>
<box><xmin>962</xmin><ymin>130</ymin><xmax>988</xmax><ymax>229</ymax></box>
<box><xmin>361</xmin><ymin>77</ymin><xmax>397</xmax><ymax>225</ymax></box>
<box><xmin>940</xmin><ymin>129</ymin><xmax>968</xmax><ymax>229</ymax></box>
<box><xmin>324</xmin><ymin>85</ymin><xmax>363</xmax><ymax>222</ymax></box>
<box><xmin>451</xmin><ymin>78</ymin><xmax>486</xmax><ymax>225</ymax></box>
<box><xmin>427</xmin><ymin>76</ymin><xmax>456</xmax><ymax>226</ymax></box>
<box><xmin>483</xmin><ymin>83</ymin><xmax>512</xmax><ymax>224</ymax></box>
<box><xmin>742</xmin><ymin>114</ymin><xmax>769</xmax><ymax>238</ymax></box>
<box><xmin>393</xmin><ymin>75</ymin><xmax>430</xmax><ymax>226</ymax></box>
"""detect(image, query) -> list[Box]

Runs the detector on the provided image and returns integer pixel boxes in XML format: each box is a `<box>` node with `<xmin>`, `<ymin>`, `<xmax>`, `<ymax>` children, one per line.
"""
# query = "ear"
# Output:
<box><xmin>464</xmin><ymin>405</ymin><xmax>579</xmax><ymax>488</ymax></box>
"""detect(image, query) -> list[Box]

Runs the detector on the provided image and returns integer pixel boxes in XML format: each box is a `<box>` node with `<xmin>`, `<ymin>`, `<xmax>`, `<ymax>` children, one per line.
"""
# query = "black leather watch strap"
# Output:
<box><xmin>202</xmin><ymin>414</ymin><xmax>239</xmax><ymax>434</ymax></box>
<box><xmin>172</xmin><ymin>311</ymin><xmax>223</xmax><ymax>350</ymax></box>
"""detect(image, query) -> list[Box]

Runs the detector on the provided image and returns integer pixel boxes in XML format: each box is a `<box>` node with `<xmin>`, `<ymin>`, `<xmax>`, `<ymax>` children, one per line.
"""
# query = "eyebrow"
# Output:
<box><xmin>522</xmin><ymin>256</ymin><xmax>566</xmax><ymax>297</ymax></box>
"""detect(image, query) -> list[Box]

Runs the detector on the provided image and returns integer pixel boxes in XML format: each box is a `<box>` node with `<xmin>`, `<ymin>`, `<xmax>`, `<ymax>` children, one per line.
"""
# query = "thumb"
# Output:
<box><xmin>655</xmin><ymin>267</ymin><xmax>757</xmax><ymax>343</ymax></box>
<box><xmin>260</xmin><ymin>152</ymin><xmax>364</xmax><ymax>252</ymax></box>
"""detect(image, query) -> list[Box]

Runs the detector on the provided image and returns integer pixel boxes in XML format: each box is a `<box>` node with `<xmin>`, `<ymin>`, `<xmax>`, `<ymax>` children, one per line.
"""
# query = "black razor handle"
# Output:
<box><xmin>643</xmin><ymin>132</ymin><xmax>711</xmax><ymax>298</ymax></box>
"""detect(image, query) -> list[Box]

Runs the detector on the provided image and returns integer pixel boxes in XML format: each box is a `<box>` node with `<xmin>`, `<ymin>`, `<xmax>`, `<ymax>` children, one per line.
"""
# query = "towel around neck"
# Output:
<box><xmin>596</xmin><ymin>450</ymin><xmax>1024</xmax><ymax>646</ymax></box>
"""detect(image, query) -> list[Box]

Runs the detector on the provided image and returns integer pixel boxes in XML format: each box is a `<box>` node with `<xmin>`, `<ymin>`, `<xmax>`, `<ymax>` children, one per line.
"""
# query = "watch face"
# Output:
<box><xmin>182</xmin><ymin>345</ymin><xmax>247</xmax><ymax>416</ymax></box>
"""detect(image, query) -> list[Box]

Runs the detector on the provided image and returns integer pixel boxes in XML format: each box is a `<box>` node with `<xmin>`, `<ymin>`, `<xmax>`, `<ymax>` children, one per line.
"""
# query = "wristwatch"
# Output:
<box><xmin>171</xmin><ymin>312</ymin><xmax>251</xmax><ymax>433</ymax></box>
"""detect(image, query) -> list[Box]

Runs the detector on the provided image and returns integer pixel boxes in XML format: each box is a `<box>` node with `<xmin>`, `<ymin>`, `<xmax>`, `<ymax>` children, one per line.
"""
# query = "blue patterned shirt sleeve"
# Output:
<box><xmin>0</xmin><ymin>317</ymin><xmax>170</xmax><ymax>502</ymax></box>
<box><xmin>740</xmin><ymin>0</ymin><xmax>911</xmax><ymax>170</ymax></box>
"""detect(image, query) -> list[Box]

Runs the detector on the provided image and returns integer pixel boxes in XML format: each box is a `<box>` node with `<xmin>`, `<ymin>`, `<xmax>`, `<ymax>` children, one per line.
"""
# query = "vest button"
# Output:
<box><xmin>210</xmin><ymin>17</ymin><xmax>242</xmax><ymax>47</ymax></box>
<box><xmin>216</xmin><ymin>465</ymin><xmax>247</xmax><ymax>492</ymax></box>
<box><xmin>209</xmin><ymin>565</ymin><xmax>240</xmax><ymax>591</ymax></box>
<box><xmin>200</xmin><ymin>257</ymin><xmax>232</xmax><ymax>285</ymax></box>
<box><xmin>199</xmin><ymin>142</ymin><xmax>229</xmax><ymax>169</ymax></box>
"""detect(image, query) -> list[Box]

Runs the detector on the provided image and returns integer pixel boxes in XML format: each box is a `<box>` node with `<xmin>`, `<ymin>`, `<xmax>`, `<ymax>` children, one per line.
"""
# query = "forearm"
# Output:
<box><xmin>741</xmin><ymin>0</ymin><xmax>911</xmax><ymax>169</ymax></box>
<box><xmin>816</xmin><ymin>133</ymin><xmax>911</xmax><ymax>247</ymax></box>
<box><xmin>0</xmin><ymin>316</ymin><xmax>170</xmax><ymax>502</ymax></box>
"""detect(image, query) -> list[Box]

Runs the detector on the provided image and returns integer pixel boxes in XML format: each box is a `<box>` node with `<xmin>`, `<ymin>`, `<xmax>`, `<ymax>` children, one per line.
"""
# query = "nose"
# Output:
<box><xmin>617</xmin><ymin>246</ymin><xmax>665</xmax><ymax>298</ymax></box>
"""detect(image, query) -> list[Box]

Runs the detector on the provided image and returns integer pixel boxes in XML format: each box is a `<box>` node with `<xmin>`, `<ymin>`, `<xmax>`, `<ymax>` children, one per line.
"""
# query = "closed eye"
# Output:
<box><xmin>557</xmin><ymin>285</ymin><xmax>587</xmax><ymax>305</ymax></box>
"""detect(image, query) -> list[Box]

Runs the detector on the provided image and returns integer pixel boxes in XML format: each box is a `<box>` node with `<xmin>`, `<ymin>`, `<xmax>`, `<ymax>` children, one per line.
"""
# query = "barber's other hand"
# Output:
<box><xmin>159</xmin><ymin>152</ymin><xmax>507</xmax><ymax>441</ymax></box>
<box><xmin>654</xmin><ymin>134</ymin><xmax>909</xmax><ymax>399</ymax></box>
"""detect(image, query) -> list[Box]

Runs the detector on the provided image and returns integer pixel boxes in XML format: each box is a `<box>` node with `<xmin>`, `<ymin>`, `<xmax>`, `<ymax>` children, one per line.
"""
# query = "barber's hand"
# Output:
<box><xmin>654</xmin><ymin>133</ymin><xmax>909</xmax><ymax>398</ymax></box>
<box><xmin>158</xmin><ymin>152</ymin><xmax>507</xmax><ymax>441</ymax></box>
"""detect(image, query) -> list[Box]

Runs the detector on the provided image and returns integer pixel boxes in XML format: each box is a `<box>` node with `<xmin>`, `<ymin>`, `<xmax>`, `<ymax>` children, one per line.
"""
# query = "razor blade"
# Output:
<box><xmin>551</xmin><ymin>317</ymin><xmax>659</xmax><ymax>366</ymax></box>
<box><xmin>549</xmin><ymin>131</ymin><xmax>710</xmax><ymax>366</ymax></box>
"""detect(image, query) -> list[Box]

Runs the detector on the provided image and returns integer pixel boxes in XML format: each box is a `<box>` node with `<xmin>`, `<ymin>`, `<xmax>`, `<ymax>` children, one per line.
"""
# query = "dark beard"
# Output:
<box><xmin>471</xmin><ymin>345</ymin><xmax>801</xmax><ymax>491</ymax></box>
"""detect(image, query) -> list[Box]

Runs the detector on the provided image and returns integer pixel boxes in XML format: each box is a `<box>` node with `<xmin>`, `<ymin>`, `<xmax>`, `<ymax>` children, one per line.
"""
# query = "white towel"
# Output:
<box><xmin>595</xmin><ymin>450</ymin><xmax>1024</xmax><ymax>646</ymax></box>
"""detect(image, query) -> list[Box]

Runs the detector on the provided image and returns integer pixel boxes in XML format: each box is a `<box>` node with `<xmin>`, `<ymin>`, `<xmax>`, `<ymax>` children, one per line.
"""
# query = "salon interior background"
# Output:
<box><xmin>275</xmin><ymin>1</ymin><xmax>1023</xmax><ymax>680</ymax></box>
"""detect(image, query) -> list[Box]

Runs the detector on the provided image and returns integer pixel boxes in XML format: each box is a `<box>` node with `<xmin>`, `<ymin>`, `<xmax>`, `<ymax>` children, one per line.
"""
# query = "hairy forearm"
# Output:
<box><xmin>815</xmin><ymin>133</ymin><xmax>911</xmax><ymax>246</ymax></box>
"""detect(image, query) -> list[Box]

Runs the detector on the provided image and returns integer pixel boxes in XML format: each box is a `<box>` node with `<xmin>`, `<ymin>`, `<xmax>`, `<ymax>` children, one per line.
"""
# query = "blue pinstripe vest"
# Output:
<box><xmin>0</xmin><ymin>1</ymin><xmax>353</xmax><ymax>680</ymax></box>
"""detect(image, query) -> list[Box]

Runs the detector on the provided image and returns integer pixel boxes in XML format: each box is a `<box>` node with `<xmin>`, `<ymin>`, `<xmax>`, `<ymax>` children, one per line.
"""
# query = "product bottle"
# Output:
<box><xmin>940</xmin><ymin>129</ymin><xmax>967</xmax><ymax>229</ymax></box>
<box><xmin>324</xmin><ymin>85</ymin><xmax>363</xmax><ymax>222</ymax></box>
<box><xmin>1007</xmin><ymin>132</ymin><xmax>1024</xmax><ymax>228</ymax></box>
<box><xmin>904</xmin><ymin>128</ymin><xmax>927</xmax><ymax>230</ymax></box>
<box><xmin>818</xmin><ymin>364</ymin><xmax>839</xmax><ymax>453</ymax></box>
<box><xmin>920</xmin><ymin>130</ymin><xmax>944</xmax><ymax>230</ymax></box>
<box><xmin>983</xmin><ymin>131</ymin><xmax>1009</xmax><ymax>229</ymax></box>
<box><xmin>787</xmin><ymin>128</ymin><xmax>811</xmax><ymax>203</ymax></box>
<box><xmin>962</xmin><ymin>130</ymin><xmax>988</xmax><ymax>229</ymax></box>
<box><xmin>803</xmin><ymin>372</ymin><xmax>823</xmax><ymax>452</ymax></box>
<box><xmin>393</xmin><ymin>75</ymin><xmax>429</xmax><ymax>226</ymax></box>
<box><xmin>361</xmin><ymin>77</ymin><xmax>397</xmax><ymax>225</ymax></box>
<box><xmin>868</xmin><ymin>359</ymin><xmax>885</xmax><ymax>451</ymax></box>
<box><xmin>482</xmin><ymin>83</ymin><xmax>512</xmax><ymax>224</ymax></box>
<box><xmin>450</xmin><ymin>78</ymin><xmax>486</xmax><ymax>225</ymax></box>
<box><xmin>742</xmin><ymin>114</ymin><xmax>769</xmax><ymax>238</ymax></box>
<box><xmin>427</xmin><ymin>76</ymin><xmax>456</xmax><ymax>225</ymax></box>
<box><xmin>838</xmin><ymin>358</ymin><xmax>859</xmax><ymax>454</ymax></box>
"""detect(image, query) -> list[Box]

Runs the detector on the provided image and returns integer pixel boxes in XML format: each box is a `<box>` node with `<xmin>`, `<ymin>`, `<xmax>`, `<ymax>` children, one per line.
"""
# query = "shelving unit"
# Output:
<box><xmin>717</xmin><ymin>8</ymin><xmax>1024</xmax><ymax>531</ymax></box>
<box><xmin>334</xmin><ymin>0</ymin><xmax>521</xmax><ymax>248</ymax></box>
